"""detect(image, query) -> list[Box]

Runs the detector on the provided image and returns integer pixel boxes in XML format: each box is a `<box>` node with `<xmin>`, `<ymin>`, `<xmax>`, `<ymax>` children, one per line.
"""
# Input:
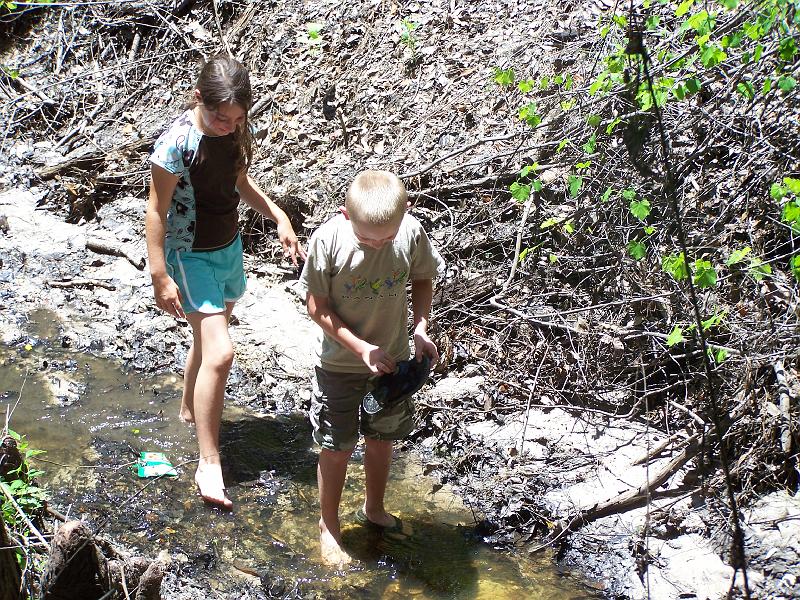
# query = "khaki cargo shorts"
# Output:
<box><xmin>310</xmin><ymin>366</ymin><xmax>415</xmax><ymax>452</ymax></box>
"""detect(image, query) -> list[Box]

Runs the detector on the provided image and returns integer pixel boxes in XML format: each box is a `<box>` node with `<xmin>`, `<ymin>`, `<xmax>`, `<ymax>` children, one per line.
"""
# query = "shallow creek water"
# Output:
<box><xmin>1</xmin><ymin>310</ymin><xmax>596</xmax><ymax>599</ymax></box>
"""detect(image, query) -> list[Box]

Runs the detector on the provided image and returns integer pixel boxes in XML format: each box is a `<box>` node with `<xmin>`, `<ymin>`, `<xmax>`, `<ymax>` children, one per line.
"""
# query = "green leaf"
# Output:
<box><xmin>717</xmin><ymin>0</ymin><xmax>738</xmax><ymax>8</ymax></box>
<box><xmin>702</xmin><ymin>310</ymin><xmax>726</xmax><ymax>330</ymax></box>
<box><xmin>784</xmin><ymin>178</ymin><xmax>800</xmax><ymax>195</ymax></box>
<box><xmin>556</xmin><ymin>138</ymin><xmax>570</xmax><ymax>153</ymax></box>
<box><xmin>771</xmin><ymin>183</ymin><xmax>787</xmax><ymax>201</ymax></box>
<box><xmin>575</xmin><ymin>161</ymin><xmax>591</xmax><ymax>171</ymax></box>
<box><xmin>736</xmin><ymin>81</ymin><xmax>755</xmax><ymax>100</ymax></box>
<box><xmin>541</xmin><ymin>216</ymin><xmax>564</xmax><ymax>229</ymax></box>
<box><xmin>549</xmin><ymin>253</ymin><xmax>558</xmax><ymax>263</ymax></box>
<box><xmin>568</xmin><ymin>174</ymin><xmax>582</xmax><ymax>198</ymax></box>
<box><xmin>726</xmin><ymin>246</ymin><xmax>752</xmax><ymax>266</ymax></box>
<box><xmin>646</xmin><ymin>15</ymin><xmax>660</xmax><ymax>30</ymax></box>
<box><xmin>666</xmin><ymin>325</ymin><xmax>686</xmax><ymax>346</ymax></box>
<box><xmin>563</xmin><ymin>220</ymin><xmax>575</xmax><ymax>234</ymax></box>
<box><xmin>589</xmin><ymin>72</ymin><xmax>609</xmax><ymax>95</ymax></box>
<box><xmin>715</xmin><ymin>348</ymin><xmax>729</xmax><ymax>363</ymax></box>
<box><xmin>685</xmin><ymin>77</ymin><xmax>701</xmax><ymax>94</ymax></box>
<box><xmin>662</xmin><ymin>252</ymin><xmax>688</xmax><ymax>280</ymax></box>
<box><xmin>693</xmin><ymin>259</ymin><xmax>718</xmax><ymax>288</ymax></box>
<box><xmin>791</xmin><ymin>255</ymin><xmax>800</xmax><ymax>282</ymax></box>
<box><xmin>606</xmin><ymin>117</ymin><xmax>622</xmax><ymax>134</ymax></box>
<box><xmin>517</xmin><ymin>79</ymin><xmax>535</xmax><ymax>93</ymax></box>
<box><xmin>748</xmin><ymin>258</ymin><xmax>772</xmax><ymax>282</ymax></box>
<box><xmin>630</xmin><ymin>198</ymin><xmax>651</xmax><ymax>220</ymax></box>
<box><xmin>782</xmin><ymin>200</ymin><xmax>800</xmax><ymax>224</ymax></box>
<box><xmin>762</xmin><ymin>77</ymin><xmax>773</xmax><ymax>94</ymax></box>
<box><xmin>675</xmin><ymin>0</ymin><xmax>695</xmax><ymax>17</ymax></box>
<box><xmin>627</xmin><ymin>240</ymin><xmax>646</xmax><ymax>260</ymax></box>
<box><xmin>587</xmin><ymin>114</ymin><xmax>601</xmax><ymax>128</ymax></box>
<box><xmin>778</xmin><ymin>76</ymin><xmax>797</xmax><ymax>92</ymax></box>
<box><xmin>779</xmin><ymin>37</ymin><xmax>797</xmax><ymax>61</ymax></box>
<box><xmin>644</xmin><ymin>225</ymin><xmax>656</xmax><ymax>235</ymax></box>
<box><xmin>539</xmin><ymin>75</ymin><xmax>550</xmax><ymax>89</ymax></box>
<box><xmin>510</xmin><ymin>182</ymin><xmax>531</xmax><ymax>202</ymax></box>
<box><xmin>518</xmin><ymin>102</ymin><xmax>542</xmax><ymax>127</ymax></box>
<box><xmin>601</xmin><ymin>186</ymin><xmax>613</xmax><ymax>202</ymax></box>
<box><xmin>560</xmin><ymin>98</ymin><xmax>576</xmax><ymax>111</ymax></box>
<box><xmin>622</xmin><ymin>188</ymin><xmax>637</xmax><ymax>201</ymax></box>
<box><xmin>306</xmin><ymin>22</ymin><xmax>324</xmax><ymax>39</ymax></box>
<box><xmin>518</xmin><ymin>247</ymin><xmax>531</xmax><ymax>263</ymax></box>
<box><xmin>532</xmin><ymin>179</ymin><xmax>543</xmax><ymax>192</ymax></box>
<box><xmin>519</xmin><ymin>163</ymin><xmax>539</xmax><ymax>178</ymax></box>
<box><xmin>493</xmin><ymin>67</ymin><xmax>515</xmax><ymax>86</ymax></box>
<box><xmin>582</xmin><ymin>134</ymin><xmax>597</xmax><ymax>154</ymax></box>
<box><xmin>700</xmin><ymin>43</ymin><xmax>726</xmax><ymax>68</ymax></box>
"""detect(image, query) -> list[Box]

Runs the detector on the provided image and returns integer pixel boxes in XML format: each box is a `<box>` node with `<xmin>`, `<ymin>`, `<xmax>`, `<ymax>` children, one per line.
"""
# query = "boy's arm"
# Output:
<box><xmin>411</xmin><ymin>278</ymin><xmax>438</xmax><ymax>364</ymax></box>
<box><xmin>145</xmin><ymin>164</ymin><xmax>185</xmax><ymax>319</ymax></box>
<box><xmin>236</xmin><ymin>172</ymin><xmax>306</xmax><ymax>264</ymax></box>
<box><xmin>306</xmin><ymin>292</ymin><xmax>397</xmax><ymax>374</ymax></box>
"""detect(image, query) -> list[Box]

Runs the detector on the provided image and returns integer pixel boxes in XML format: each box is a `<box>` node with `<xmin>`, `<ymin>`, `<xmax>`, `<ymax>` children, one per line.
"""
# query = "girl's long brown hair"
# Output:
<box><xmin>188</xmin><ymin>54</ymin><xmax>254</xmax><ymax>174</ymax></box>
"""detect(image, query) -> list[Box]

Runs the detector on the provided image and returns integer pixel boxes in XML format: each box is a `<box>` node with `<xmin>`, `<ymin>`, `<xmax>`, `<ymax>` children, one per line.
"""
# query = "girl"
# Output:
<box><xmin>145</xmin><ymin>55</ymin><xmax>305</xmax><ymax>509</ymax></box>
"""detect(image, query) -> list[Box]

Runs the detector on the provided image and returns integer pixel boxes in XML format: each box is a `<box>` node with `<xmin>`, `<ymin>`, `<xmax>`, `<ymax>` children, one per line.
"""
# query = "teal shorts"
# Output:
<box><xmin>310</xmin><ymin>367</ymin><xmax>416</xmax><ymax>452</ymax></box>
<box><xmin>165</xmin><ymin>234</ymin><xmax>246</xmax><ymax>314</ymax></box>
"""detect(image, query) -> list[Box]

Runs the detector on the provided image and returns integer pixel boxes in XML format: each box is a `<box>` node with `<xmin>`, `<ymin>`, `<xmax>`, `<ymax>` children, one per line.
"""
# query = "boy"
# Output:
<box><xmin>299</xmin><ymin>170</ymin><xmax>444</xmax><ymax>565</ymax></box>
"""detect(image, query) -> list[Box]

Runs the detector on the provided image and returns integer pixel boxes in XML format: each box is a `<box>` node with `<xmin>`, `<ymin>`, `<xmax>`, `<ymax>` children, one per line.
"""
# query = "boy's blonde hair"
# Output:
<box><xmin>345</xmin><ymin>170</ymin><xmax>407</xmax><ymax>226</ymax></box>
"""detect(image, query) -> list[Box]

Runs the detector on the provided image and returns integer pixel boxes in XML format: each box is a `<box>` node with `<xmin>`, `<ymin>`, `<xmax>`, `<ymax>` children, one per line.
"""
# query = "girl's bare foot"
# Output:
<box><xmin>179</xmin><ymin>402</ymin><xmax>195</xmax><ymax>424</ymax></box>
<box><xmin>319</xmin><ymin>519</ymin><xmax>351</xmax><ymax>566</ymax></box>
<box><xmin>194</xmin><ymin>464</ymin><xmax>232</xmax><ymax>510</ymax></box>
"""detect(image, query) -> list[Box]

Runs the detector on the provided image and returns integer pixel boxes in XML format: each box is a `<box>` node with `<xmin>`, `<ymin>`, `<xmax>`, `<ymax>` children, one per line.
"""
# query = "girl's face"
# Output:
<box><xmin>195</xmin><ymin>93</ymin><xmax>246</xmax><ymax>136</ymax></box>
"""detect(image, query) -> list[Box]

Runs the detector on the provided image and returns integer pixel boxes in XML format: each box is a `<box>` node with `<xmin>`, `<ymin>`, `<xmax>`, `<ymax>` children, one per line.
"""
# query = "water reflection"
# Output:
<box><xmin>0</xmin><ymin>309</ymin><xmax>597</xmax><ymax>599</ymax></box>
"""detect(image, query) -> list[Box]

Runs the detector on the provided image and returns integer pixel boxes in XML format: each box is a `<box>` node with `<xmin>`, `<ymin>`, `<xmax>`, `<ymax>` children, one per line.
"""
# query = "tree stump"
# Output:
<box><xmin>40</xmin><ymin>520</ymin><xmax>165</xmax><ymax>600</ymax></box>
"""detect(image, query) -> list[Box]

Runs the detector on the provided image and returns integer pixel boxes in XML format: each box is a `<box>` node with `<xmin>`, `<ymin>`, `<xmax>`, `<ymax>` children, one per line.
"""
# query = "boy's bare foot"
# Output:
<box><xmin>319</xmin><ymin>519</ymin><xmax>352</xmax><ymax>566</ymax></box>
<box><xmin>360</xmin><ymin>506</ymin><xmax>413</xmax><ymax>536</ymax></box>
<box><xmin>194</xmin><ymin>465</ymin><xmax>232</xmax><ymax>510</ymax></box>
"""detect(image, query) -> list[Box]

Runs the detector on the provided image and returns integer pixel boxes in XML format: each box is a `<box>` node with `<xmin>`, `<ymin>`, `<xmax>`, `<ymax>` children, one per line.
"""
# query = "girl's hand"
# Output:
<box><xmin>276</xmin><ymin>221</ymin><xmax>307</xmax><ymax>266</ymax></box>
<box><xmin>152</xmin><ymin>273</ymin><xmax>186</xmax><ymax>319</ymax></box>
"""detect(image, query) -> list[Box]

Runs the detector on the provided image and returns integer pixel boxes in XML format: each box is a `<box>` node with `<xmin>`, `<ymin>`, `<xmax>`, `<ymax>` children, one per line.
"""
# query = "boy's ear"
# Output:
<box><xmin>193</xmin><ymin>89</ymin><xmax>203</xmax><ymax>104</ymax></box>
<box><xmin>339</xmin><ymin>206</ymin><xmax>350</xmax><ymax>220</ymax></box>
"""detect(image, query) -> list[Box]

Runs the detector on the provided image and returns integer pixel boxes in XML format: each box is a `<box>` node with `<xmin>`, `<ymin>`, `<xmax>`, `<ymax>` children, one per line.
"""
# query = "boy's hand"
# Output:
<box><xmin>152</xmin><ymin>273</ymin><xmax>186</xmax><ymax>319</ymax></box>
<box><xmin>277</xmin><ymin>221</ymin><xmax>307</xmax><ymax>266</ymax></box>
<box><xmin>361</xmin><ymin>344</ymin><xmax>396</xmax><ymax>374</ymax></box>
<box><xmin>413</xmin><ymin>328</ymin><xmax>439</xmax><ymax>366</ymax></box>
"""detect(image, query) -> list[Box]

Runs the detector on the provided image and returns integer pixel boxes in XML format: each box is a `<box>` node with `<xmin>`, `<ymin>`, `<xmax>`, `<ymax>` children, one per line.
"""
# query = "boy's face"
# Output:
<box><xmin>343</xmin><ymin>209</ymin><xmax>402</xmax><ymax>249</ymax></box>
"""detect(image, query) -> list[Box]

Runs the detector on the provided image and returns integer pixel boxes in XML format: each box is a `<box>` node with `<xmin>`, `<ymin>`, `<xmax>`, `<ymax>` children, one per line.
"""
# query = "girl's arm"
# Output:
<box><xmin>236</xmin><ymin>172</ymin><xmax>306</xmax><ymax>264</ymax></box>
<box><xmin>145</xmin><ymin>164</ymin><xmax>185</xmax><ymax>318</ymax></box>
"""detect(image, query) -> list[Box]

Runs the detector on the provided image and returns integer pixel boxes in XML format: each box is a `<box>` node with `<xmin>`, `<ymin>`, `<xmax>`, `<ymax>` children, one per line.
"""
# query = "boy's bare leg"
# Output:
<box><xmin>362</xmin><ymin>438</ymin><xmax>396</xmax><ymax>527</ymax></box>
<box><xmin>318</xmin><ymin>448</ymin><xmax>353</xmax><ymax>565</ymax></box>
<box><xmin>186</xmin><ymin>309</ymin><xmax>234</xmax><ymax>509</ymax></box>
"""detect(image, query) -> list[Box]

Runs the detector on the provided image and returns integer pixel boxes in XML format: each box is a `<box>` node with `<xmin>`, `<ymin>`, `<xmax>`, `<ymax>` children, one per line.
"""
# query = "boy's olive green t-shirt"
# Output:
<box><xmin>299</xmin><ymin>213</ymin><xmax>445</xmax><ymax>373</ymax></box>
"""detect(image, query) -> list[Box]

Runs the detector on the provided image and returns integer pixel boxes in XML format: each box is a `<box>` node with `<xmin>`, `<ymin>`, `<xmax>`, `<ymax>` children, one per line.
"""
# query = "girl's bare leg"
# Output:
<box><xmin>179</xmin><ymin>340</ymin><xmax>201</xmax><ymax>423</ymax></box>
<box><xmin>186</xmin><ymin>303</ymin><xmax>236</xmax><ymax>509</ymax></box>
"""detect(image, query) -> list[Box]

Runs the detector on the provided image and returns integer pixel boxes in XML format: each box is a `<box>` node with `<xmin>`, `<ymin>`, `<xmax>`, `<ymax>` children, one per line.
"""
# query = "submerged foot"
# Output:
<box><xmin>360</xmin><ymin>506</ymin><xmax>413</xmax><ymax>536</ymax></box>
<box><xmin>178</xmin><ymin>403</ymin><xmax>195</xmax><ymax>424</ymax></box>
<box><xmin>319</xmin><ymin>520</ymin><xmax>352</xmax><ymax>567</ymax></box>
<box><xmin>194</xmin><ymin>465</ymin><xmax>232</xmax><ymax>510</ymax></box>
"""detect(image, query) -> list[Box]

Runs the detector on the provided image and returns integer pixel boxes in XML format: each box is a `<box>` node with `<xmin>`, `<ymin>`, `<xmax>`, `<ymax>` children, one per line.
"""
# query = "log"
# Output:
<box><xmin>35</xmin><ymin>137</ymin><xmax>155</xmax><ymax>181</ymax></box>
<box><xmin>40</xmin><ymin>520</ymin><xmax>165</xmax><ymax>600</ymax></box>
<box><xmin>568</xmin><ymin>433</ymin><xmax>700</xmax><ymax>529</ymax></box>
<box><xmin>0</xmin><ymin>516</ymin><xmax>21</xmax><ymax>600</ymax></box>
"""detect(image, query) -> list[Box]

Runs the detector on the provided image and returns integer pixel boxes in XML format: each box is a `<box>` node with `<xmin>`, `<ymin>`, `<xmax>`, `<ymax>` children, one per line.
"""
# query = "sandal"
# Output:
<box><xmin>354</xmin><ymin>507</ymin><xmax>406</xmax><ymax>535</ymax></box>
